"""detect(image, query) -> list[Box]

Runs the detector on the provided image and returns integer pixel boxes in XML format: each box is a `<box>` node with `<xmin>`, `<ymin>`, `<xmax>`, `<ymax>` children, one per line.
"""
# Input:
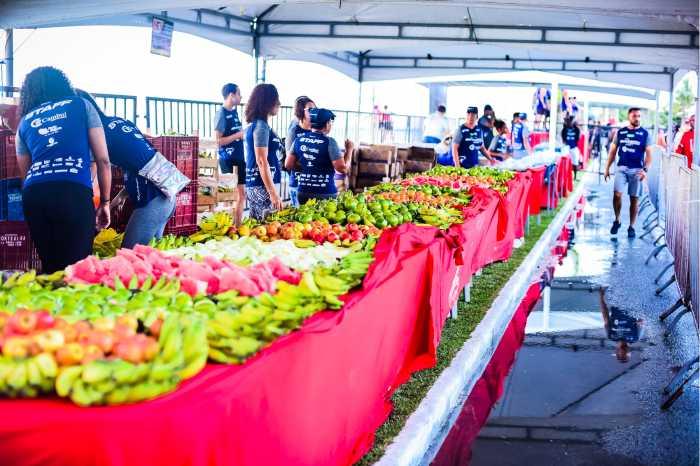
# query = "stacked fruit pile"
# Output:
<box><xmin>0</xmin><ymin>309</ymin><xmax>207</xmax><ymax>405</ymax></box>
<box><xmin>421</xmin><ymin>166</ymin><xmax>515</xmax><ymax>194</ymax></box>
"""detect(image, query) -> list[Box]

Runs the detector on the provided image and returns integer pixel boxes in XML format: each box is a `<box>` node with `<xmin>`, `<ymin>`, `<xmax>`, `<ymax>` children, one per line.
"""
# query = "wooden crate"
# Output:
<box><xmin>397</xmin><ymin>146</ymin><xmax>410</xmax><ymax>162</ymax></box>
<box><xmin>407</xmin><ymin>145</ymin><xmax>436</xmax><ymax>161</ymax></box>
<box><xmin>355</xmin><ymin>175</ymin><xmax>389</xmax><ymax>189</ymax></box>
<box><xmin>358</xmin><ymin>144</ymin><xmax>397</xmax><ymax>163</ymax></box>
<box><xmin>217</xmin><ymin>191</ymin><xmax>238</xmax><ymax>202</ymax></box>
<box><xmin>404</xmin><ymin>160</ymin><xmax>435</xmax><ymax>173</ymax></box>
<box><xmin>358</xmin><ymin>161</ymin><xmax>392</xmax><ymax>177</ymax></box>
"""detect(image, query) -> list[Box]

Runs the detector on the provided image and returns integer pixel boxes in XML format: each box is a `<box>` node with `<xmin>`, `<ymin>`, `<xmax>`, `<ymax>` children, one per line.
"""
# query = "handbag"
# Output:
<box><xmin>137</xmin><ymin>152</ymin><xmax>190</xmax><ymax>199</ymax></box>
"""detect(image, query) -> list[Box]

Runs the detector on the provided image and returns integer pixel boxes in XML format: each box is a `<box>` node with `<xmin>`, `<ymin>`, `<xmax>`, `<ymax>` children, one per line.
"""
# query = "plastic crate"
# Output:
<box><xmin>163</xmin><ymin>224</ymin><xmax>198</xmax><ymax>237</ymax></box>
<box><xmin>164</xmin><ymin>182</ymin><xmax>197</xmax><ymax>233</ymax></box>
<box><xmin>147</xmin><ymin>136</ymin><xmax>199</xmax><ymax>180</ymax></box>
<box><xmin>0</xmin><ymin>130</ymin><xmax>20</xmax><ymax>180</ymax></box>
<box><xmin>0</xmin><ymin>221</ymin><xmax>41</xmax><ymax>272</ymax></box>
<box><xmin>1</xmin><ymin>178</ymin><xmax>24</xmax><ymax>221</ymax></box>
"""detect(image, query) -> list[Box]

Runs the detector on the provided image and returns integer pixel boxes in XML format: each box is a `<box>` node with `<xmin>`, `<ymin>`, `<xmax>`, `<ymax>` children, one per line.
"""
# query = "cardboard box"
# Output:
<box><xmin>197</xmin><ymin>194</ymin><xmax>217</xmax><ymax>206</ymax></box>
<box><xmin>217</xmin><ymin>191</ymin><xmax>238</xmax><ymax>202</ymax></box>
<box><xmin>198</xmin><ymin>158</ymin><xmax>218</xmax><ymax>170</ymax></box>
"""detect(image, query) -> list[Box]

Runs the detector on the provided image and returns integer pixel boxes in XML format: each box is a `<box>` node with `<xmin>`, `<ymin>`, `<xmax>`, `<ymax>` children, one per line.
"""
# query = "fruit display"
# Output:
<box><xmin>189</xmin><ymin>211</ymin><xmax>235</xmax><ymax>243</ymax></box>
<box><xmin>164</xmin><ymin>235</ymin><xmax>354</xmax><ymax>271</ymax></box>
<box><xmin>93</xmin><ymin>228</ymin><xmax>124</xmax><ymax>258</ymax></box>
<box><xmin>0</xmin><ymin>310</ymin><xmax>207</xmax><ymax>405</ymax></box>
<box><xmin>65</xmin><ymin>245</ymin><xmax>301</xmax><ymax>297</ymax></box>
<box><xmin>421</xmin><ymin>166</ymin><xmax>515</xmax><ymax>194</ymax></box>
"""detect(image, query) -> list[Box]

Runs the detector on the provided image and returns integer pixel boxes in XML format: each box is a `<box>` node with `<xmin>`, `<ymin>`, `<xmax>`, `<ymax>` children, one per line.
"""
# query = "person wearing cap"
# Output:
<box><xmin>244</xmin><ymin>84</ymin><xmax>283</xmax><ymax>221</ymax></box>
<box><xmin>478</xmin><ymin>105</ymin><xmax>495</xmax><ymax>150</ymax></box>
<box><xmin>604</xmin><ymin>107</ymin><xmax>652</xmax><ymax>238</ymax></box>
<box><xmin>451</xmin><ymin>106</ymin><xmax>494</xmax><ymax>169</ymax></box>
<box><xmin>488</xmin><ymin>119</ymin><xmax>511</xmax><ymax>161</ymax></box>
<box><xmin>286</xmin><ymin>96</ymin><xmax>316</xmax><ymax>207</ymax></box>
<box><xmin>214</xmin><ymin>83</ymin><xmax>245</xmax><ymax>225</ymax></box>
<box><xmin>511</xmin><ymin>112</ymin><xmax>532</xmax><ymax>159</ymax></box>
<box><xmin>422</xmin><ymin>104</ymin><xmax>450</xmax><ymax>144</ymax></box>
<box><xmin>285</xmin><ymin>108</ymin><xmax>351</xmax><ymax>205</ymax></box>
<box><xmin>561</xmin><ymin>116</ymin><xmax>581</xmax><ymax>177</ymax></box>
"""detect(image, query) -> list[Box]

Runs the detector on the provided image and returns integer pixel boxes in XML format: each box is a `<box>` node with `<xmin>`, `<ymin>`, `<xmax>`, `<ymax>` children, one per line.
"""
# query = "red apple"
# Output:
<box><xmin>148</xmin><ymin>319</ymin><xmax>163</xmax><ymax>338</ymax></box>
<box><xmin>35</xmin><ymin>310</ymin><xmax>56</xmax><ymax>330</ymax></box>
<box><xmin>7</xmin><ymin>310</ymin><xmax>38</xmax><ymax>334</ymax></box>
<box><xmin>331</xmin><ymin>224</ymin><xmax>343</xmax><ymax>235</ymax></box>
<box><xmin>339</xmin><ymin>232</ymin><xmax>351</xmax><ymax>241</ymax></box>
<box><xmin>327</xmin><ymin>232</ymin><xmax>339</xmax><ymax>243</ymax></box>
<box><xmin>55</xmin><ymin>343</ymin><xmax>85</xmax><ymax>366</ymax></box>
<box><xmin>141</xmin><ymin>337</ymin><xmax>160</xmax><ymax>361</ymax></box>
<box><xmin>116</xmin><ymin>315</ymin><xmax>138</xmax><ymax>332</ymax></box>
<box><xmin>114</xmin><ymin>323</ymin><xmax>137</xmax><ymax>340</ymax></box>
<box><xmin>34</xmin><ymin>329</ymin><xmax>65</xmax><ymax>352</ymax></box>
<box><xmin>2</xmin><ymin>336</ymin><xmax>30</xmax><ymax>358</ymax></box>
<box><xmin>82</xmin><ymin>344</ymin><xmax>105</xmax><ymax>364</ymax></box>
<box><xmin>92</xmin><ymin>316</ymin><xmax>115</xmax><ymax>332</ymax></box>
<box><xmin>346</xmin><ymin>223</ymin><xmax>359</xmax><ymax>232</ymax></box>
<box><xmin>114</xmin><ymin>339</ymin><xmax>144</xmax><ymax>364</ymax></box>
<box><xmin>89</xmin><ymin>330</ymin><xmax>115</xmax><ymax>354</ymax></box>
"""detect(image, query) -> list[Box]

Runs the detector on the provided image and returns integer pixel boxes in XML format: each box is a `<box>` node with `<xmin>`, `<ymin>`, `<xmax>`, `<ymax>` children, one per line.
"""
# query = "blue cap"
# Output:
<box><xmin>519</xmin><ymin>112</ymin><xmax>528</xmax><ymax>120</ymax></box>
<box><xmin>309</xmin><ymin>108</ymin><xmax>336</xmax><ymax>128</ymax></box>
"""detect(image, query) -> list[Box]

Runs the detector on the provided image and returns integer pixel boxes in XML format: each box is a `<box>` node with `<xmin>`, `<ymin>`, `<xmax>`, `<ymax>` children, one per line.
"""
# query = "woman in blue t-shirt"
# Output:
<box><xmin>15</xmin><ymin>67</ymin><xmax>112</xmax><ymax>272</ymax></box>
<box><xmin>244</xmin><ymin>84</ymin><xmax>283</xmax><ymax>221</ymax></box>
<box><xmin>285</xmin><ymin>96</ymin><xmax>316</xmax><ymax>207</ymax></box>
<box><xmin>77</xmin><ymin>90</ymin><xmax>189</xmax><ymax>248</ymax></box>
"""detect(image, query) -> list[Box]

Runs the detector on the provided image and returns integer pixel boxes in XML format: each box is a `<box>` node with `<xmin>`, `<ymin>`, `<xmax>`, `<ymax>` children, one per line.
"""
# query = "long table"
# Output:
<box><xmin>0</xmin><ymin>170</ymin><xmax>559</xmax><ymax>466</ymax></box>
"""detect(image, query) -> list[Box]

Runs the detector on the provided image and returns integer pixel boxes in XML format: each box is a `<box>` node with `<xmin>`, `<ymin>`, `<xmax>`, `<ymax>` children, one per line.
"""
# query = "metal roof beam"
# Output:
<box><xmin>258</xmin><ymin>19</ymin><xmax>698</xmax><ymax>49</ymax></box>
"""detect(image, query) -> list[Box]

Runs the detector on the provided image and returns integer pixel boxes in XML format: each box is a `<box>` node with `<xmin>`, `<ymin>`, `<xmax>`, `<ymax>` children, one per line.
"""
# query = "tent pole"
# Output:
<box><xmin>356</xmin><ymin>80</ymin><xmax>362</xmax><ymax>142</ymax></box>
<box><xmin>549</xmin><ymin>80</ymin><xmax>559</xmax><ymax>149</ymax></box>
<box><xmin>667</xmin><ymin>72</ymin><xmax>674</xmax><ymax>156</ymax></box>
<box><xmin>3</xmin><ymin>29</ymin><xmax>12</xmax><ymax>97</ymax></box>
<box><xmin>654</xmin><ymin>90</ymin><xmax>660</xmax><ymax>139</ymax></box>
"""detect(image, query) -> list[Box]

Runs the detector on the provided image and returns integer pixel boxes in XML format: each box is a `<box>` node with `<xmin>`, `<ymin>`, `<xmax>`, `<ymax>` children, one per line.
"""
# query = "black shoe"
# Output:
<box><xmin>628</xmin><ymin>226</ymin><xmax>636</xmax><ymax>238</ymax></box>
<box><xmin>610</xmin><ymin>221</ymin><xmax>621</xmax><ymax>235</ymax></box>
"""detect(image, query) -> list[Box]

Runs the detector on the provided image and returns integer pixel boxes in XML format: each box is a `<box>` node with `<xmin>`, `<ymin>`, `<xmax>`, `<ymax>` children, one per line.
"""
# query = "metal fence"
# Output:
<box><xmin>1</xmin><ymin>86</ymin><xmax>137</xmax><ymax>123</ymax></box>
<box><xmin>144</xmin><ymin>95</ymin><xmax>427</xmax><ymax>145</ymax></box>
<box><xmin>642</xmin><ymin>149</ymin><xmax>699</xmax><ymax>409</ymax></box>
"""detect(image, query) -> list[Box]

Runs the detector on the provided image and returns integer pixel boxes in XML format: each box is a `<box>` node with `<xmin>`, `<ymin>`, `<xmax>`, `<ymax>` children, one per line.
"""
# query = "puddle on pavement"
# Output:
<box><xmin>431</xmin><ymin>281</ymin><xmax>649</xmax><ymax>466</ymax></box>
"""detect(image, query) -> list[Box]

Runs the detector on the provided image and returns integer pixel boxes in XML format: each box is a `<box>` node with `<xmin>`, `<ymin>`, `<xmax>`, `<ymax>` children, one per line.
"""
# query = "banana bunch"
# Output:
<box><xmin>334</xmin><ymin>250</ymin><xmax>374</xmax><ymax>289</ymax></box>
<box><xmin>0</xmin><ymin>353</ymin><xmax>58</xmax><ymax>397</ymax></box>
<box><xmin>93</xmin><ymin>228</ymin><xmax>124</xmax><ymax>258</ymax></box>
<box><xmin>149</xmin><ymin>234</ymin><xmax>193</xmax><ymax>251</ymax></box>
<box><xmin>190</xmin><ymin>211</ymin><xmax>234</xmax><ymax>243</ymax></box>
<box><xmin>55</xmin><ymin>315</ymin><xmax>208</xmax><ymax>406</ymax></box>
<box><xmin>417</xmin><ymin>205</ymin><xmax>463</xmax><ymax>229</ymax></box>
<box><xmin>1</xmin><ymin>270</ymin><xmax>39</xmax><ymax>290</ymax></box>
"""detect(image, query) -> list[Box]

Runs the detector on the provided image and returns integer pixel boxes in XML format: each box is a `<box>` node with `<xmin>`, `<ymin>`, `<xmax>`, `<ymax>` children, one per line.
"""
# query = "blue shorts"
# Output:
<box><xmin>614</xmin><ymin>166</ymin><xmax>644</xmax><ymax>197</ymax></box>
<box><xmin>219</xmin><ymin>157</ymin><xmax>246</xmax><ymax>186</ymax></box>
<box><xmin>423</xmin><ymin>136</ymin><xmax>441</xmax><ymax>144</ymax></box>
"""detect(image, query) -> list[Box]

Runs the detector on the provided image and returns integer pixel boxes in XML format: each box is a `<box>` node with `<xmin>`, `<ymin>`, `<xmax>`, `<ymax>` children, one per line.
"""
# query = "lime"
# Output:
<box><xmin>347</xmin><ymin>213</ymin><xmax>361</xmax><ymax>224</ymax></box>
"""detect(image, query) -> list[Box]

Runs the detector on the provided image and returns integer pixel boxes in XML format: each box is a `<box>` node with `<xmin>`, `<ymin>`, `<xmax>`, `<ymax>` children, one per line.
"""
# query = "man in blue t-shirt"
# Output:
<box><xmin>604</xmin><ymin>107</ymin><xmax>652</xmax><ymax>238</ymax></box>
<box><xmin>450</xmin><ymin>106</ymin><xmax>494</xmax><ymax>168</ymax></box>
<box><xmin>214</xmin><ymin>83</ymin><xmax>245</xmax><ymax>225</ymax></box>
<box><xmin>511</xmin><ymin>112</ymin><xmax>532</xmax><ymax>159</ymax></box>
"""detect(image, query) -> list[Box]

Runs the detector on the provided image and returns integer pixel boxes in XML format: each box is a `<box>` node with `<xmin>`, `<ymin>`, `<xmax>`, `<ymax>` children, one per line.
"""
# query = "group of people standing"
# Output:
<box><xmin>15</xmin><ymin>66</ymin><xmax>188</xmax><ymax>273</ymax></box>
<box><xmin>424</xmin><ymin>104</ymin><xmax>534</xmax><ymax>169</ymax></box>
<box><xmin>214</xmin><ymin>83</ymin><xmax>353</xmax><ymax>224</ymax></box>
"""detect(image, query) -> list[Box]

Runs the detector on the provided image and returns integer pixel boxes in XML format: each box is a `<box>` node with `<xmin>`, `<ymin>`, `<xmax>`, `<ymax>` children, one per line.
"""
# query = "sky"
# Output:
<box><xmin>1</xmin><ymin>26</ymin><xmax>695</xmax><ymax>128</ymax></box>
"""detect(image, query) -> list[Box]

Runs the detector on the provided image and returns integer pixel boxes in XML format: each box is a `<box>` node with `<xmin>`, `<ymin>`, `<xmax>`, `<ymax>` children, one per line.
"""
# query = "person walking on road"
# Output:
<box><xmin>604</xmin><ymin>107</ymin><xmax>652</xmax><ymax>238</ymax></box>
<box><xmin>561</xmin><ymin>116</ymin><xmax>581</xmax><ymax>177</ymax></box>
<box><xmin>422</xmin><ymin>105</ymin><xmax>450</xmax><ymax>144</ymax></box>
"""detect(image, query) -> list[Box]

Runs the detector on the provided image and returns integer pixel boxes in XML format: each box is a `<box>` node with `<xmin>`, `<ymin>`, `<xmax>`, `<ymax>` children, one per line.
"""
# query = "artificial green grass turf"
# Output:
<box><xmin>356</xmin><ymin>208</ymin><xmax>560</xmax><ymax>465</ymax></box>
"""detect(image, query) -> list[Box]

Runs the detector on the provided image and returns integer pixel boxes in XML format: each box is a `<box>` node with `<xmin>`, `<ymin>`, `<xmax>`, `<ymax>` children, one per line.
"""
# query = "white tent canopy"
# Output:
<box><xmin>1</xmin><ymin>1</ymin><xmax>697</xmax><ymax>90</ymax></box>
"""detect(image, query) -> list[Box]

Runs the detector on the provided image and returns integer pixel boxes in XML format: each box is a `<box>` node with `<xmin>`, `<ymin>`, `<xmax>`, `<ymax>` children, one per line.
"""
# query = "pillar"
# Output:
<box><xmin>549</xmin><ymin>80</ymin><xmax>559</xmax><ymax>149</ymax></box>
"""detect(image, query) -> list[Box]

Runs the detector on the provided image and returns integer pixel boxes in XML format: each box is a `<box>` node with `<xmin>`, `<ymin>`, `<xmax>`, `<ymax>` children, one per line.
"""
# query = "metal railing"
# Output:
<box><xmin>144</xmin><ymin>95</ymin><xmax>427</xmax><ymax>145</ymax></box>
<box><xmin>641</xmin><ymin>148</ymin><xmax>699</xmax><ymax>409</ymax></box>
<box><xmin>1</xmin><ymin>86</ymin><xmax>137</xmax><ymax>123</ymax></box>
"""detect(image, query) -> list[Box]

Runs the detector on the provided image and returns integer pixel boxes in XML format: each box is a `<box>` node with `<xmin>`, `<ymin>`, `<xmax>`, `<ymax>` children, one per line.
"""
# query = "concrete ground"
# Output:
<box><xmin>470</xmin><ymin>169</ymin><xmax>699</xmax><ymax>466</ymax></box>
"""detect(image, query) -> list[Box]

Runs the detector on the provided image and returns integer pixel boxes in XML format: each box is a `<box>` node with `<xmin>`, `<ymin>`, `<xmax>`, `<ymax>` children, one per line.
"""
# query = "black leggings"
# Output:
<box><xmin>22</xmin><ymin>181</ymin><xmax>95</xmax><ymax>273</ymax></box>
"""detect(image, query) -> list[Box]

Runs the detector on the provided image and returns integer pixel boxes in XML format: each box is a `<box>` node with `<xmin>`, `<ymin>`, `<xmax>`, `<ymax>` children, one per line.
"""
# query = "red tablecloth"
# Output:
<box><xmin>0</xmin><ymin>171</ymin><xmax>551</xmax><ymax>466</ymax></box>
<box><xmin>529</xmin><ymin>131</ymin><xmax>549</xmax><ymax>148</ymax></box>
<box><xmin>527</xmin><ymin>166</ymin><xmax>546</xmax><ymax>215</ymax></box>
